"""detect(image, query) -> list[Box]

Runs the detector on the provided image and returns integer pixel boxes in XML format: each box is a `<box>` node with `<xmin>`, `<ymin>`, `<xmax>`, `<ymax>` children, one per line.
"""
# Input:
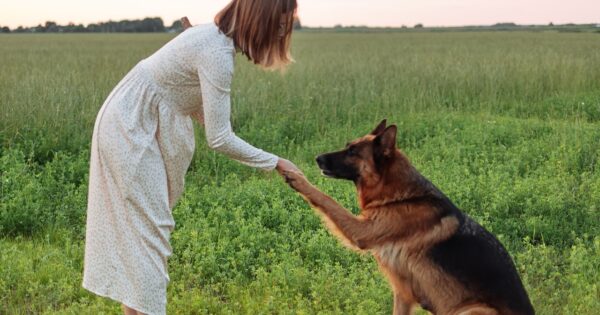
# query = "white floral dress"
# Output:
<box><xmin>82</xmin><ymin>23</ymin><xmax>279</xmax><ymax>315</ymax></box>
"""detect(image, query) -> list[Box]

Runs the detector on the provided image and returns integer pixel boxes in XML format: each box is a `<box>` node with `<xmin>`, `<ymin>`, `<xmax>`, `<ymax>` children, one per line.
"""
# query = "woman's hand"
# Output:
<box><xmin>276</xmin><ymin>158</ymin><xmax>302</xmax><ymax>177</ymax></box>
<box><xmin>277</xmin><ymin>160</ymin><xmax>312</xmax><ymax>194</ymax></box>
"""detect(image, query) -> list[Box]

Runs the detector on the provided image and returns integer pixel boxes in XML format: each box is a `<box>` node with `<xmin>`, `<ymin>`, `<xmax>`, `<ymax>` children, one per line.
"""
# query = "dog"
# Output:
<box><xmin>284</xmin><ymin>120</ymin><xmax>534</xmax><ymax>315</ymax></box>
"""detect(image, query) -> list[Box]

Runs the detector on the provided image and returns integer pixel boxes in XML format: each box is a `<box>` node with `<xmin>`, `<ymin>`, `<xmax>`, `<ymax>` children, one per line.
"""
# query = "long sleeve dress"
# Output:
<box><xmin>82</xmin><ymin>23</ymin><xmax>279</xmax><ymax>315</ymax></box>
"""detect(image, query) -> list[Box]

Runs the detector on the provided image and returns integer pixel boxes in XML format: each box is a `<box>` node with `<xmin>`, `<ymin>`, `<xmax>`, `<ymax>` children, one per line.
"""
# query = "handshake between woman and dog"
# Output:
<box><xmin>284</xmin><ymin>120</ymin><xmax>535</xmax><ymax>315</ymax></box>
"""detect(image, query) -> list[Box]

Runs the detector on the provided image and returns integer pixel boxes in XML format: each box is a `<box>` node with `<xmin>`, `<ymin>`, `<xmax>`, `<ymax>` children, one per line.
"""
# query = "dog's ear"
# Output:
<box><xmin>374</xmin><ymin>125</ymin><xmax>397</xmax><ymax>157</ymax></box>
<box><xmin>370</xmin><ymin>119</ymin><xmax>387</xmax><ymax>135</ymax></box>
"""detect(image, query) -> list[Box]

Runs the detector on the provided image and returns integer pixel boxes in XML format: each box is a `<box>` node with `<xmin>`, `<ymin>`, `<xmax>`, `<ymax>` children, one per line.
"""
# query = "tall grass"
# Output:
<box><xmin>1</xmin><ymin>31</ymin><xmax>599</xmax><ymax>314</ymax></box>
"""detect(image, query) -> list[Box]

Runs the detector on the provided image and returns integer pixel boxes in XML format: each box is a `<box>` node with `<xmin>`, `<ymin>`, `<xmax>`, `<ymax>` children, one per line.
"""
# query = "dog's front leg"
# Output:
<box><xmin>393</xmin><ymin>293</ymin><xmax>414</xmax><ymax>315</ymax></box>
<box><xmin>284</xmin><ymin>171</ymin><xmax>376</xmax><ymax>250</ymax></box>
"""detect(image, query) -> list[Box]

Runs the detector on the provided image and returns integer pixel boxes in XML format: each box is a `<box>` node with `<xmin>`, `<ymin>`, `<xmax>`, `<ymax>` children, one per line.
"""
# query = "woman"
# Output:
<box><xmin>82</xmin><ymin>1</ymin><xmax>300</xmax><ymax>314</ymax></box>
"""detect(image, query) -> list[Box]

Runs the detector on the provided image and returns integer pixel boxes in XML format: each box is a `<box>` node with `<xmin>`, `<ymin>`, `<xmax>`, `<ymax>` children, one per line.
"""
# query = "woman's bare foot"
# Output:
<box><xmin>122</xmin><ymin>304</ymin><xmax>145</xmax><ymax>315</ymax></box>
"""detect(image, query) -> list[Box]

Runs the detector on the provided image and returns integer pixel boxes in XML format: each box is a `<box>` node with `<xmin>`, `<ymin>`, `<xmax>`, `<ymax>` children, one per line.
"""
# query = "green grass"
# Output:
<box><xmin>1</xmin><ymin>31</ymin><xmax>599</xmax><ymax>314</ymax></box>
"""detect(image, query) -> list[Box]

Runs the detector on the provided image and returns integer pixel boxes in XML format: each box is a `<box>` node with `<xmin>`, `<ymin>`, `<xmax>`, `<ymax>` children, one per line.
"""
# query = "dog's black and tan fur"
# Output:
<box><xmin>284</xmin><ymin>120</ymin><xmax>534</xmax><ymax>315</ymax></box>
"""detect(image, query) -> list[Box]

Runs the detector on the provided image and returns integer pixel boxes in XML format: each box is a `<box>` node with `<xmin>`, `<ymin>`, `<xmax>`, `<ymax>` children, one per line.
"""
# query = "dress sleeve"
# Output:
<box><xmin>197</xmin><ymin>48</ymin><xmax>279</xmax><ymax>171</ymax></box>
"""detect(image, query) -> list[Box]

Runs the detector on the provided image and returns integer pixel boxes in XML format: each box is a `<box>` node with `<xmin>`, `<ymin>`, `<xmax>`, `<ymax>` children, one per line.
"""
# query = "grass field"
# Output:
<box><xmin>1</xmin><ymin>31</ymin><xmax>599</xmax><ymax>314</ymax></box>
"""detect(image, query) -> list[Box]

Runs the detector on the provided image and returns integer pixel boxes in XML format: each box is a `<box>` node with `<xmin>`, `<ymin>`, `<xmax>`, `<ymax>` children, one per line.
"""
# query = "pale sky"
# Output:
<box><xmin>2</xmin><ymin>0</ymin><xmax>599</xmax><ymax>29</ymax></box>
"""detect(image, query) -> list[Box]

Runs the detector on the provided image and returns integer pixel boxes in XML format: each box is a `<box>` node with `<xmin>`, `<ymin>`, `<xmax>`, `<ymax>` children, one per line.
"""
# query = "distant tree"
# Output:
<box><xmin>549</xmin><ymin>22</ymin><xmax>554</xmax><ymax>26</ymax></box>
<box><xmin>293</xmin><ymin>16</ymin><xmax>302</xmax><ymax>30</ymax></box>
<box><xmin>493</xmin><ymin>22</ymin><xmax>517</xmax><ymax>27</ymax></box>
<box><xmin>63</xmin><ymin>22</ymin><xmax>85</xmax><ymax>33</ymax></box>
<box><xmin>87</xmin><ymin>23</ymin><xmax>100</xmax><ymax>32</ymax></box>
<box><xmin>333</xmin><ymin>24</ymin><xmax>343</xmax><ymax>29</ymax></box>
<box><xmin>45</xmin><ymin>21</ymin><xmax>58</xmax><ymax>32</ymax></box>
<box><xmin>414</xmin><ymin>23</ymin><xmax>424</xmax><ymax>28</ymax></box>
<box><xmin>140</xmin><ymin>17</ymin><xmax>165</xmax><ymax>32</ymax></box>
<box><xmin>0</xmin><ymin>26</ymin><xmax>10</xmax><ymax>33</ymax></box>
<box><xmin>401</xmin><ymin>25</ymin><xmax>407</xmax><ymax>29</ymax></box>
<box><xmin>82</xmin><ymin>17</ymin><xmax>165</xmax><ymax>32</ymax></box>
<box><xmin>63</xmin><ymin>22</ymin><xmax>75</xmax><ymax>32</ymax></box>
<box><xmin>169</xmin><ymin>19</ymin><xmax>184</xmax><ymax>33</ymax></box>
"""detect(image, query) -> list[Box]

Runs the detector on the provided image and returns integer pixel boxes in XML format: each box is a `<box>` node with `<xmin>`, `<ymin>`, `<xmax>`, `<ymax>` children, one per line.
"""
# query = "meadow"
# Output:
<box><xmin>1</xmin><ymin>30</ymin><xmax>599</xmax><ymax>314</ymax></box>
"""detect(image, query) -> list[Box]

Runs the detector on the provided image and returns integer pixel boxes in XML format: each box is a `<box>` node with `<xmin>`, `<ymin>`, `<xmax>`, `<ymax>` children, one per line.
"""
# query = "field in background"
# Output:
<box><xmin>1</xmin><ymin>31</ymin><xmax>599</xmax><ymax>314</ymax></box>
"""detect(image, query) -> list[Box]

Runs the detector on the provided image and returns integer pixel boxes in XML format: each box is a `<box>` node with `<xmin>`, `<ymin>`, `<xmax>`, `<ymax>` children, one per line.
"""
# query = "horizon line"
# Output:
<box><xmin>3</xmin><ymin>19</ymin><xmax>600</xmax><ymax>30</ymax></box>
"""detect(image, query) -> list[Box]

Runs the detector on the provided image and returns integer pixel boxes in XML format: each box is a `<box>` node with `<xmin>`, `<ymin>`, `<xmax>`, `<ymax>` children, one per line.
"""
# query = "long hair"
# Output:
<box><xmin>215</xmin><ymin>0</ymin><xmax>297</xmax><ymax>70</ymax></box>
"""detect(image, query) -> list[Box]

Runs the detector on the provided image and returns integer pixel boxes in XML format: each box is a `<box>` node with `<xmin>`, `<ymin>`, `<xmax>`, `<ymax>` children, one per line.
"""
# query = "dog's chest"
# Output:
<box><xmin>373</xmin><ymin>243</ymin><xmax>421</xmax><ymax>292</ymax></box>
<box><xmin>373</xmin><ymin>242</ymin><xmax>400</xmax><ymax>263</ymax></box>
<box><xmin>372</xmin><ymin>242</ymin><xmax>415</xmax><ymax>273</ymax></box>
<box><xmin>372</xmin><ymin>242</ymin><xmax>431</xmax><ymax>305</ymax></box>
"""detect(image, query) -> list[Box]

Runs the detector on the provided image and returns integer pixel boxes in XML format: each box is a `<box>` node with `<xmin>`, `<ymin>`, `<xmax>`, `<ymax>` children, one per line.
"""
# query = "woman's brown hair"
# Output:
<box><xmin>215</xmin><ymin>0</ymin><xmax>297</xmax><ymax>70</ymax></box>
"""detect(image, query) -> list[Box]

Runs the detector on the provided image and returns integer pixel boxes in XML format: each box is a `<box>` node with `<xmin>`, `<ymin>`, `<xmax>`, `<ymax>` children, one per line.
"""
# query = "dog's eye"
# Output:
<box><xmin>347</xmin><ymin>146</ymin><xmax>357</xmax><ymax>156</ymax></box>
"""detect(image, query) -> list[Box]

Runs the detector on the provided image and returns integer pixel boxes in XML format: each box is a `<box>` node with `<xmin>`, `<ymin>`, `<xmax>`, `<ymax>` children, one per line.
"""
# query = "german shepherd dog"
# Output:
<box><xmin>283</xmin><ymin>120</ymin><xmax>534</xmax><ymax>315</ymax></box>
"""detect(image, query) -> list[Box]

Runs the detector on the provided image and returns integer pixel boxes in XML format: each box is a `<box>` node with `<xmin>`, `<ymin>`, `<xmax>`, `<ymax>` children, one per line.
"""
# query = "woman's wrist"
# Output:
<box><xmin>275</xmin><ymin>158</ymin><xmax>284</xmax><ymax>173</ymax></box>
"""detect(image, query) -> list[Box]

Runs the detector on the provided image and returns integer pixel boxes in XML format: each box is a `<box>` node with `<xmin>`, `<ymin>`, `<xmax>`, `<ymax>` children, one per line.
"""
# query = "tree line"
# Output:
<box><xmin>1</xmin><ymin>18</ymin><xmax>174</xmax><ymax>33</ymax></box>
<box><xmin>0</xmin><ymin>16</ymin><xmax>303</xmax><ymax>33</ymax></box>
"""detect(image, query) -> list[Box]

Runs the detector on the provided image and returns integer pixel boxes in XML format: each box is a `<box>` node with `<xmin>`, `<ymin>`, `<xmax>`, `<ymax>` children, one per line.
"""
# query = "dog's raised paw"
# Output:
<box><xmin>283</xmin><ymin>171</ymin><xmax>309</xmax><ymax>192</ymax></box>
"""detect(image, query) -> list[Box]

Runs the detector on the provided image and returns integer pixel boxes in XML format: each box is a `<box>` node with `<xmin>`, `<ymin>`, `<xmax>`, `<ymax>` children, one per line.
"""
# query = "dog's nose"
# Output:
<box><xmin>316</xmin><ymin>155</ymin><xmax>326</xmax><ymax>167</ymax></box>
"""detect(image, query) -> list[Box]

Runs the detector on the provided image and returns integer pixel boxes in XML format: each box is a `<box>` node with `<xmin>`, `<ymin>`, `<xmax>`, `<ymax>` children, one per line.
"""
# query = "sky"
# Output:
<box><xmin>2</xmin><ymin>0</ymin><xmax>599</xmax><ymax>29</ymax></box>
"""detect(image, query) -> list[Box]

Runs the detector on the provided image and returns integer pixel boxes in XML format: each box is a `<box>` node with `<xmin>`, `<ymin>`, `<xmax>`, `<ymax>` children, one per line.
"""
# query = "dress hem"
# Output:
<box><xmin>82</xmin><ymin>282</ymin><xmax>164</xmax><ymax>315</ymax></box>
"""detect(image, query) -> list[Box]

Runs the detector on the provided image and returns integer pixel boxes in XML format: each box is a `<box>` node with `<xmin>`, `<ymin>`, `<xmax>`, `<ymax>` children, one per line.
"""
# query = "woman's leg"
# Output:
<box><xmin>122</xmin><ymin>304</ymin><xmax>146</xmax><ymax>315</ymax></box>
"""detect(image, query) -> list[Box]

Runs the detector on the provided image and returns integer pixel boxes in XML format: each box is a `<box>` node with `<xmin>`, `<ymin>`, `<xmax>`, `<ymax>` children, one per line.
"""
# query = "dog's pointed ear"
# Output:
<box><xmin>374</xmin><ymin>125</ymin><xmax>397</xmax><ymax>157</ymax></box>
<box><xmin>370</xmin><ymin>119</ymin><xmax>387</xmax><ymax>135</ymax></box>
